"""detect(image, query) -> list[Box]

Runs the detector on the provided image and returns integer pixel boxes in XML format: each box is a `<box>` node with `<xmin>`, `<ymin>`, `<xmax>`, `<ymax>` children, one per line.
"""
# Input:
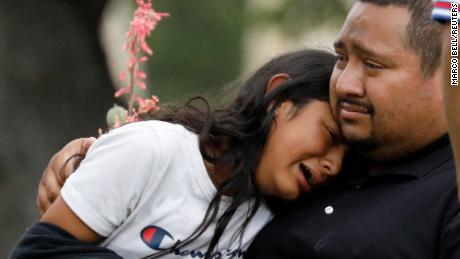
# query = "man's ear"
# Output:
<box><xmin>265</xmin><ymin>73</ymin><xmax>291</xmax><ymax>95</ymax></box>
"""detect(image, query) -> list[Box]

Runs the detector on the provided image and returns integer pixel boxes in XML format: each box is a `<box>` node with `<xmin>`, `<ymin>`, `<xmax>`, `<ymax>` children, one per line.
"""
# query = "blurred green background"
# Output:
<box><xmin>0</xmin><ymin>0</ymin><xmax>349</xmax><ymax>257</ymax></box>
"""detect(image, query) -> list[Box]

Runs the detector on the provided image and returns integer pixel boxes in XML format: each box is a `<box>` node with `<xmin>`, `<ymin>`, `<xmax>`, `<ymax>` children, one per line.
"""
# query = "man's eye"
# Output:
<box><xmin>336</xmin><ymin>53</ymin><xmax>347</xmax><ymax>62</ymax></box>
<box><xmin>334</xmin><ymin>53</ymin><xmax>347</xmax><ymax>69</ymax></box>
<box><xmin>365</xmin><ymin>61</ymin><xmax>383</xmax><ymax>69</ymax></box>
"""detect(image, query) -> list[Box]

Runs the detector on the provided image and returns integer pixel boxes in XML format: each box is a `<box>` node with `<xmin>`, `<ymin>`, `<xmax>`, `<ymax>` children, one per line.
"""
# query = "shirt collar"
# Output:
<box><xmin>368</xmin><ymin>134</ymin><xmax>453</xmax><ymax>179</ymax></box>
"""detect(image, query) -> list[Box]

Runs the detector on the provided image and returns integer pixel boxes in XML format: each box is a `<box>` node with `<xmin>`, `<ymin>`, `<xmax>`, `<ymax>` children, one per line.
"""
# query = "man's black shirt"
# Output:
<box><xmin>246</xmin><ymin>136</ymin><xmax>460</xmax><ymax>259</ymax></box>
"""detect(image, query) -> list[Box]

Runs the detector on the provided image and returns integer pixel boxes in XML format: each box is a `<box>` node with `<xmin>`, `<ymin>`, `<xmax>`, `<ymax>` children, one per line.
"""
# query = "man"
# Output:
<box><xmin>245</xmin><ymin>0</ymin><xmax>460</xmax><ymax>258</ymax></box>
<box><xmin>33</xmin><ymin>0</ymin><xmax>460</xmax><ymax>258</ymax></box>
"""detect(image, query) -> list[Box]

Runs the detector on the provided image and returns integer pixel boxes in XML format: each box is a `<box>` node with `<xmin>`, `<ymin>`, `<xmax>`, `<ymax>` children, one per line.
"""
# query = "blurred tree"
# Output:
<box><xmin>247</xmin><ymin>0</ymin><xmax>348</xmax><ymax>38</ymax></box>
<box><xmin>0</xmin><ymin>0</ymin><xmax>113</xmax><ymax>256</ymax></box>
<box><xmin>143</xmin><ymin>0</ymin><xmax>245</xmax><ymax>102</ymax></box>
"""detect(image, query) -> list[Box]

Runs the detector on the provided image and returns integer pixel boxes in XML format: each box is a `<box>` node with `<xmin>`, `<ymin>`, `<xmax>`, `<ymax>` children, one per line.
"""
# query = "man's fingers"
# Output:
<box><xmin>81</xmin><ymin>137</ymin><xmax>96</xmax><ymax>154</ymax></box>
<box><xmin>43</xmin><ymin>165</ymin><xmax>62</xmax><ymax>203</ymax></box>
<box><xmin>36</xmin><ymin>137</ymin><xmax>95</xmax><ymax>216</ymax></box>
<box><xmin>59</xmin><ymin>153</ymin><xmax>85</xmax><ymax>181</ymax></box>
<box><xmin>61</xmin><ymin>137</ymin><xmax>95</xmax><ymax>157</ymax></box>
<box><xmin>37</xmin><ymin>154</ymin><xmax>69</xmax><ymax>215</ymax></box>
<box><xmin>37</xmin><ymin>182</ymin><xmax>52</xmax><ymax>217</ymax></box>
<box><xmin>52</xmin><ymin>137</ymin><xmax>95</xmax><ymax>183</ymax></box>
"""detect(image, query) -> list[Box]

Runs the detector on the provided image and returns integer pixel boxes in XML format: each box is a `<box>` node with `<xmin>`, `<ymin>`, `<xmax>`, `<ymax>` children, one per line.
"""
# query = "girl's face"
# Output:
<box><xmin>256</xmin><ymin>100</ymin><xmax>348</xmax><ymax>200</ymax></box>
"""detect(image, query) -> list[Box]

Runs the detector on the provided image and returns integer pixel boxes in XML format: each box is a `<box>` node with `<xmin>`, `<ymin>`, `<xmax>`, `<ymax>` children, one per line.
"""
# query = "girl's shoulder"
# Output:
<box><xmin>98</xmin><ymin>120</ymin><xmax>196</xmax><ymax>153</ymax></box>
<box><xmin>105</xmin><ymin>120</ymin><xmax>200</xmax><ymax>164</ymax></box>
<box><xmin>116</xmin><ymin>120</ymin><xmax>195</xmax><ymax>142</ymax></box>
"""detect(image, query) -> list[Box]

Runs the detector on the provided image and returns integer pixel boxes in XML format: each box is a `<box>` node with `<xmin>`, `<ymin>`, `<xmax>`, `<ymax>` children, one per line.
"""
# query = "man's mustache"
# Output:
<box><xmin>336</xmin><ymin>97</ymin><xmax>375</xmax><ymax>115</ymax></box>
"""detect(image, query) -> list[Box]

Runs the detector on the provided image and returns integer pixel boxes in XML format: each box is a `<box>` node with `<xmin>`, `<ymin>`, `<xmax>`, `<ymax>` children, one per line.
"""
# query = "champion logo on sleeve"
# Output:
<box><xmin>140</xmin><ymin>225</ymin><xmax>174</xmax><ymax>251</ymax></box>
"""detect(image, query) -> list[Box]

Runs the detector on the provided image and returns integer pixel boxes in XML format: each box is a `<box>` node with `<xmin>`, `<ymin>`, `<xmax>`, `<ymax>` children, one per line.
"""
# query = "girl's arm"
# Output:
<box><xmin>10</xmin><ymin>209</ymin><xmax>120</xmax><ymax>259</ymax></box>
<box><xmin>41</xmin><ymin>196</ymin><xmax>103</xmax><ymax>242</ymax></box>
<box><xmin>13</xmin><ymin>122</ymin><xmax>163</xmax><ymax>257</ymax></box>
<box><xmin>11</xmin><ymin>173</ymin><xmax>114</xmax><ymax>258</ymax></box>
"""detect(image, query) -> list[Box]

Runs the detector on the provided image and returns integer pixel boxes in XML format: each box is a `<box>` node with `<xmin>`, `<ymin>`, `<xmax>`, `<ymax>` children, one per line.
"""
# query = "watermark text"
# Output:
<box><xmin>451</xmin><ymin>3</ymin><xmax>458</xmax><ymax>86</ymax></box>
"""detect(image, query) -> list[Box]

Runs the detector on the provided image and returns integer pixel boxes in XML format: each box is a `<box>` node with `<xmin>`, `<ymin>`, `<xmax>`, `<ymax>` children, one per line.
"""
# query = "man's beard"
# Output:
<box><xmin>336</xmin><ymin>97</ymin><xmax>381</xmax><ymax>159</ymax></box>
<box><xmin>345</xmin><ymin>131</ymin><xmax>380</xmax><ymax>155</ymax></box>
<box><xmin>341</xmin><ymin>119</ymin><xmax>382</xmax><ymax>160</ymax></box>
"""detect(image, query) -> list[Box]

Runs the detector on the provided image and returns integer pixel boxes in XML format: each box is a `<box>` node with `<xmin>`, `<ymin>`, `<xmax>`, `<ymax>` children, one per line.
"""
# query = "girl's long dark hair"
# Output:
<box><xmin>143</xmin><ymin>49</ymin><xmax>337</xmax><ymax>258</ymax></box>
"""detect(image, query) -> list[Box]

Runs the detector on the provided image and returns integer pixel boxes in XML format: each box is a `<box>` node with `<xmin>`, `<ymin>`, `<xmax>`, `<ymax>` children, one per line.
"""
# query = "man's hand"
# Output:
<box><xmin>37</xmin><ymin>137</ymin><xmax>96</xmax><ymax>217</ymax></box>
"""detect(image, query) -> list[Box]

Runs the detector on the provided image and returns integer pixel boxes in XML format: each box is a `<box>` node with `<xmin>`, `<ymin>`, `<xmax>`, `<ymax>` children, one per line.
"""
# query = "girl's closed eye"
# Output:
<box><xmin>326</xmin><ymin>126</ymin><xmax>339</xmax><ymax>144</ymax></box>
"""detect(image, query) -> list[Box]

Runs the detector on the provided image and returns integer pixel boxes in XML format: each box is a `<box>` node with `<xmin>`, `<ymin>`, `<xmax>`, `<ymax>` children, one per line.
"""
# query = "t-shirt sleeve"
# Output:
<box><xmin>61</xmin><ymin>123</ymin><xmax>162</xmax><ymax>237</ymax></box>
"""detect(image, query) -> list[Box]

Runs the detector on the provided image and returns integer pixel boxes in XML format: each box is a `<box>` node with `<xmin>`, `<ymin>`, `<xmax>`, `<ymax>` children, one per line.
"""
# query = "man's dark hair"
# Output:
<box><xmin>359</xmin><ymin>0</ymin><xmax>443</xmax><ymax>75</ymax></box>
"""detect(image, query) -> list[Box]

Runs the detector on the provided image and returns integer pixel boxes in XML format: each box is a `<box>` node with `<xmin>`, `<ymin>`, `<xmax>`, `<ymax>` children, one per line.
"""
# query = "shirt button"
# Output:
<box><xmin>324</xmin><ymin>206</ymin><xmax>334</xmax><ymax>215</ymax></box>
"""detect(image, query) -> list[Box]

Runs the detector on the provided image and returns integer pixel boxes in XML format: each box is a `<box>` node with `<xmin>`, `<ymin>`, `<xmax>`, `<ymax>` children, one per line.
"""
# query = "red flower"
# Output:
<box><xmin>109</xmin><ymin>0</ymin><xmax>168</xmax><ymax>130</ymax></box>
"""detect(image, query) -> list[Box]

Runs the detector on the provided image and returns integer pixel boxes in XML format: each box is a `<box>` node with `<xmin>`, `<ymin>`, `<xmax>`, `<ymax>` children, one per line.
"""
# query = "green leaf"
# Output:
<box><xmin>106</xmin><ymin>104</ymin><xmax>128</xmax><ymax>129</ymax></box>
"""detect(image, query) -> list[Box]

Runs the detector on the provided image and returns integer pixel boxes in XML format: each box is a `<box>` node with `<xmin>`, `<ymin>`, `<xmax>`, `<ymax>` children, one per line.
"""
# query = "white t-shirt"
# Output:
<box><xmin>61</xmin><ymin>121</ymin><xmax>273</xmax><ymax>259</ymax></box>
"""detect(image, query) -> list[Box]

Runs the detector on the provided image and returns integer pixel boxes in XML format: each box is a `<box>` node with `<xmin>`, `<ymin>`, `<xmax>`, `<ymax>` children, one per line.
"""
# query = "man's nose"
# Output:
<box><xmin>334</xmin><ymin>62</ymin><xmax>366</xmax><ymax>98</ymax></box>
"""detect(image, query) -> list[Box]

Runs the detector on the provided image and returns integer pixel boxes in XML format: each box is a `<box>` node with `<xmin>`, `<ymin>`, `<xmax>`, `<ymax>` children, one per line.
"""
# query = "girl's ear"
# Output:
<box><xmin>265</xmin><ymin>73</ymin><xmax>291</xmax><ymax>95</ymax></box>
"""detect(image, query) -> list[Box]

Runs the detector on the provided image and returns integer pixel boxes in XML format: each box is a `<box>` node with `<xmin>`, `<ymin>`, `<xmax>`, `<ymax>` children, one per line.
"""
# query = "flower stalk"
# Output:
<box><xmin>106</xmin><ymin>0</ymin><xmax>169</xmax><ymax>130</ymax></box>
